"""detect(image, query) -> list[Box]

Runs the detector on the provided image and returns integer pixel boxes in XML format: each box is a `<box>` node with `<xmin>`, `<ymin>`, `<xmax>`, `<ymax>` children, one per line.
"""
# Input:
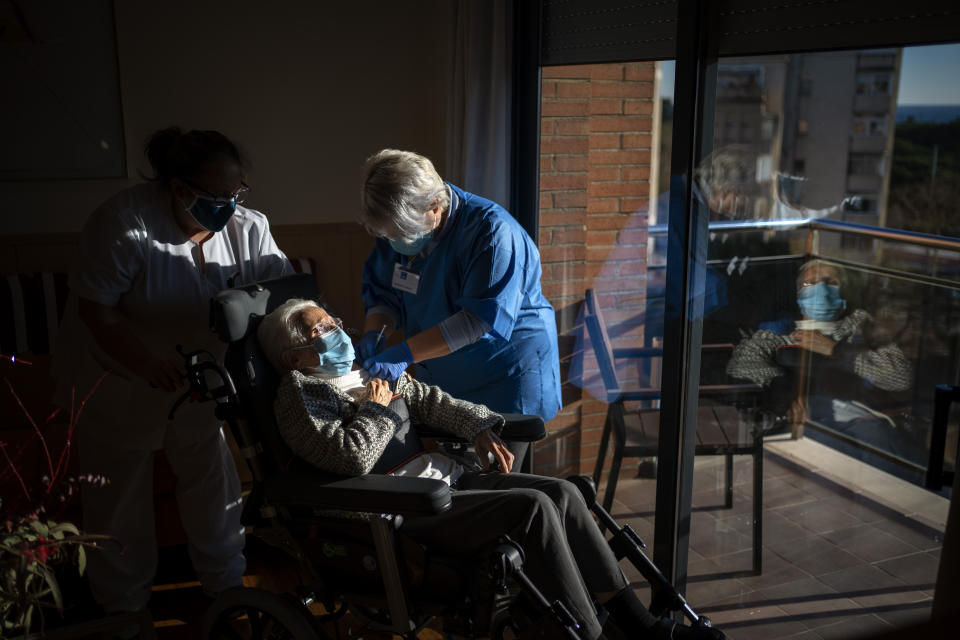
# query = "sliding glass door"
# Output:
<box><xmin>532</xmin><ymin>1</ymin><xmax>959</xmax><ymax>637</ymax></box>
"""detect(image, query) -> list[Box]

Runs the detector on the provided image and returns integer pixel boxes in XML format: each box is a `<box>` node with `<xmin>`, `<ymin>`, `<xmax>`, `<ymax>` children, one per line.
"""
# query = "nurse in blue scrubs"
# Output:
<box><xmin>358</xmin><ymin>149</ymin><xmax>561</xmax><ymax>423</ymax></box>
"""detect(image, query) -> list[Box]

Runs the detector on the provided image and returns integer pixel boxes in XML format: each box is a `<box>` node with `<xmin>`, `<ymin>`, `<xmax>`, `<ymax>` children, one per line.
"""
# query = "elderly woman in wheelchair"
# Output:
<box><xmin>244</xmin><ymin>297</ymin><xmax>724</xmax><ymax>640</ymax></box>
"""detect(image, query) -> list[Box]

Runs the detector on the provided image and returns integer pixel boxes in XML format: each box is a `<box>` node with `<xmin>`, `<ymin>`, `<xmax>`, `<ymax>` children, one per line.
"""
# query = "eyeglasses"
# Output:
<box><xmin>800</xmin><ymin>276</ymin><xmax>840</xmax><ymax>288</ymax></box>
<box><xmin>183</xmin><ymin>179</ymin><xmax>251</xmax><ymax>206</ymax></box>
<box><xmin>309</xmin><ymin>317</ymin><xmax>343</xmax><ymax>340</ymax></box>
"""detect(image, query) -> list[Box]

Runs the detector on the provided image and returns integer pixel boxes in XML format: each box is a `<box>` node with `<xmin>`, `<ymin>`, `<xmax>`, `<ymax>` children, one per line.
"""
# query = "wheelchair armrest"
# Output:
<box><xmin>263</xmin><ymin>469</ymin><xmax>452</xmax><ymax>516</ymax></box>
<box><xmin>415</xmin><ymin>414</ymin><xmax>546</xmax><ymax>443</ymax></box>
<box><xmin>500</xmin><ymin>414</ymin><xmax>546</xmax><ymax>442</ymax></box>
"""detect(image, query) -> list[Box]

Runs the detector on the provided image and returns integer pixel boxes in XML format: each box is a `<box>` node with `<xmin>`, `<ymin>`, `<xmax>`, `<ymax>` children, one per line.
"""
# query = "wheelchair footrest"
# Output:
<box><xmin>505</xmin><ymin>591</ymin><xmax>583</xmax><ymax>640</ymax></box>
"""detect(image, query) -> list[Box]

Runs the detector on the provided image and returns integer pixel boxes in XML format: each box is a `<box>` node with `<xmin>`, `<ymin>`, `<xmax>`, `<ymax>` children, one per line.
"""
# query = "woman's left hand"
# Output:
<box><xmin>789</xmin><ymin>329</ymin><xmax>837</xmax><ymax>357</ymax></box>
<box><xmin>473</xmin><ymin>428</ymin><xmax>514</xmax><ymax>473</ymax></box>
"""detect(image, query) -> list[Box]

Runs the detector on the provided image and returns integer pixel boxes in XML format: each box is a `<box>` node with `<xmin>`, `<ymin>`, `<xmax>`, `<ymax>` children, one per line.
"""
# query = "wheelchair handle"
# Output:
<box><xmin>168</xmin><ymin>345</ymin><xmax>239</xmax><ymax>420</ymax></box>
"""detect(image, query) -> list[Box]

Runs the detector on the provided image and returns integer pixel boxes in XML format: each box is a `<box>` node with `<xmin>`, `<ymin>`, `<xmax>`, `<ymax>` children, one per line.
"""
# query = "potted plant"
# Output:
<box><xmin>1</xmin><ymin>365</ymin><xmax>116</xmax><ymax>638</ymax></box>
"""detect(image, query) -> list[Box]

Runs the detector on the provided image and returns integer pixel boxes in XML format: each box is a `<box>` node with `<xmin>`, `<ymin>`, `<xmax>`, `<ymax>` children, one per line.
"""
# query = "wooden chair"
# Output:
<box><xmin>583</xmin><ymin>288</ymin><xmax>766</xmax><ymax>574</ymax></box>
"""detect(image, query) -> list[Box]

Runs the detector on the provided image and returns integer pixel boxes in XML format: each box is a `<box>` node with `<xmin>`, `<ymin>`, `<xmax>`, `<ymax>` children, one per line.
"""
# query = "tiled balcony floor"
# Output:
<box><xmin>607</xmin><ymin>436</ymin><xmax>948</xmax><ymax>640</ymax></box>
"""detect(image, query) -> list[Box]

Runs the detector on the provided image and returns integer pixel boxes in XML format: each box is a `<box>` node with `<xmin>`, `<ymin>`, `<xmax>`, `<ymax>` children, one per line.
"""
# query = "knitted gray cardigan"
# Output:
<box><xmin>726</xmin><ymin>309</ymin><xmax>911</xmax><ymax>391</ymax></box>
<box><xmin>274</xmin><ymin>370</ymin><xmax>505</xmax><ymax>476</ymax></box>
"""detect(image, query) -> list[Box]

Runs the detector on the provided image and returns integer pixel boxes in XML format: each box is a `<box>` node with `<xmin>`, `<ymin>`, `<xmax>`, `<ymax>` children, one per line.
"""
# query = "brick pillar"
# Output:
<box><xmin>540</xmin><ymin>62</ymin><xmax>656</xmax><ymax>478</ymax></box>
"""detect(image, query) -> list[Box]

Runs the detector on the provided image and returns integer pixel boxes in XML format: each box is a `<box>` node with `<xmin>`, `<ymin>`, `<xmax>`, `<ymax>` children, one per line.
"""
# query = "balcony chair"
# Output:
<box><xmin>583</xmin><ymin>288</ymin><xmax>766</xmax><ymax>574</ymax></box>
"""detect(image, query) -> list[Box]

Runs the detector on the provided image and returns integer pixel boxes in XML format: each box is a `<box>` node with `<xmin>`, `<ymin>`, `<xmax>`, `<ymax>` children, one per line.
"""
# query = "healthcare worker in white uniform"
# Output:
<box><xmin>54</xmin><ymin>127</ymin><xmax>291</xmax><ymax>617</ymax></box>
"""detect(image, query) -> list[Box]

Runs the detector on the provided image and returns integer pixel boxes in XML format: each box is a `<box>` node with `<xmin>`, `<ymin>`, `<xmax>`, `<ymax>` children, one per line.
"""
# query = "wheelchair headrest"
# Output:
<box><xmin>208</xmin><ymin>273</ymin><xmax>320</xmax><ymax>477</ymax></box>
<box><xmin>210</xmin><ymin>273</ymin><xmax>319</xmax><ymax>343</ymax></box>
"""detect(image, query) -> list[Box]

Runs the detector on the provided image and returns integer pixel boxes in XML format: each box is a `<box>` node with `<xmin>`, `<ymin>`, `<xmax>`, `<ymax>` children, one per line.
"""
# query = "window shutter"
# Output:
<box><xmin>541</xmin><ymin>0</ymin><xmax>678</xmax><ymax>66</ymax></box>
<box><xmin>716</xmin><ymin>0</ymin><xmax>960</xmax><ymax>57</ymax></box>
<box><xmin>541</xmin><ymin>0</ymin><xmax>960</xmax><ymax>65</ymax></box>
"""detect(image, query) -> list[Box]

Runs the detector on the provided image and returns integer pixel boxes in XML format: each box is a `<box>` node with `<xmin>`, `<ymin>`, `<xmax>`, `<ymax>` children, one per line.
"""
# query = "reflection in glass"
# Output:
<box><xmin>537</xmin><ymin>43</ymin><xmax>957</xmax><ymax>637</ymax></box>
<box><xmin>677</xmin><ymin>43</ymin><xmax>957</xmax><ymax>637</ymax></box>
<box><xmin>691</xmin><ymin>45</ymin><xmax>960</xmax><ymax>488</ymax></box>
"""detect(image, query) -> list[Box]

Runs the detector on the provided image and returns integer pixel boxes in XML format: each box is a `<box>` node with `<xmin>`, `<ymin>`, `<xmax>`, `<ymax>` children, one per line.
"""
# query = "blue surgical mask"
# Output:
<box><xmin>797</xmin><ymin>282</ymin><xmax>846</xmax><ymax>321</ymax></box>
<box><xmin>310</xmin><ymin>326</ymin><xmax>356</xmax><ymax>376</ymax></box>
<box><xmin>389</xmin><ymin>232</ymin><xmax>432</xmax><ymax>256</ymax></box>
<box><xmin>182</xmin><ymin>194</ymin><xmax>237</xmax><ymax>232</ymax></box>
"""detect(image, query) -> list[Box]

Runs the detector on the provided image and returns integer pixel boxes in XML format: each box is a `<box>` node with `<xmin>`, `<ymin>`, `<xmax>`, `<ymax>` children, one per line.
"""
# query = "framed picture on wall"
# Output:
<box><xmin>0</xmin><ymin>0</ymin><xmax>125</xmax><ymax>179</ymax></box>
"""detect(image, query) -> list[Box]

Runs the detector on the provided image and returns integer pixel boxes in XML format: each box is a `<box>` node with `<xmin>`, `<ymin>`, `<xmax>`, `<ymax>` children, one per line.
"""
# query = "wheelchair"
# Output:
<box><xmin>171</xmin><ymin>274</ymin><xmax>712</xmax><ymax>639</ymax></box>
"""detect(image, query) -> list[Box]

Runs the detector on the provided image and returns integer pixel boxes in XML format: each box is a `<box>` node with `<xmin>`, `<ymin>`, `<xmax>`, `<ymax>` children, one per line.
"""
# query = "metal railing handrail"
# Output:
<box><xmin>647</xmin><ymin>217</ymin><xmax>960</xmax><ymax>252</ymax></box>
<box><xmin>811</xmin><ymin>218</ymin><xmax>960</xmax><ymax>252</ymax></box>
<box><xmin>648</xmin><ymin>217</ymin><xmax>810</xmax><ymax>235</ymax></box>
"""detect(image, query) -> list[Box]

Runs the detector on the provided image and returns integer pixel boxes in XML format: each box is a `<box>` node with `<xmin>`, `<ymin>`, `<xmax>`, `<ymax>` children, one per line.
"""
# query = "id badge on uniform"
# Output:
<box><xmin>392</xmin><ymin>263</ymin><xmax>420</xmax><ymax>294</ymax></box>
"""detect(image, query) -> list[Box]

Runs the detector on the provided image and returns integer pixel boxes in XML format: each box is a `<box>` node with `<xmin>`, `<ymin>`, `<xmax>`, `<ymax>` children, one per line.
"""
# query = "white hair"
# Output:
<box><xmin>359</xmin><ymin>149</ymin><xmax>451</xmax><ymax>239</ymax></box>
<box><xmin>256</xmin><ymin>298</ymin><xmax>318</xmax><ymax>372</ymax></box>
<box><xmin>695</xmin><ymin>144</ymin><xmax>756</xmax><ymax>187</ymax></box>
<box><xmin>796</xmin><ymin>259</ymin><xmax>846</xmax><ymax>292</ymax></box>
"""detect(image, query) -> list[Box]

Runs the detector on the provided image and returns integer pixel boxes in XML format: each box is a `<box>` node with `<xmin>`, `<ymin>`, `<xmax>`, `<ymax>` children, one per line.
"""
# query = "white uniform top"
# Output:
<box><xmin>54</xmin><ymin>181</ymin><xmax>291</xmax><ymax>449</ymax></box>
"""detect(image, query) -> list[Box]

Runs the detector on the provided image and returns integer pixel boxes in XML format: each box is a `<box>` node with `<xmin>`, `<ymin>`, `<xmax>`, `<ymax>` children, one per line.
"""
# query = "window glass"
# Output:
<box><xmin>685</xmin><ymin>43</ymin><xmax>959</xmax><ymax>637</ymax></box>
<box><xmin>537</xmin><ymin>63</ymin><xmax>674</xmax><ymax>606</ymax></box>
<box><xmin>538</xmin><ymin>42</ymin><xmax>959</xmax><ymax>638</ymax></box>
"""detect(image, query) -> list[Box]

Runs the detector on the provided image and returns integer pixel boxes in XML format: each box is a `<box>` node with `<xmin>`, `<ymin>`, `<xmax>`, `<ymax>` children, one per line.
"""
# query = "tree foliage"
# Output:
<box><xmin>887</xmin><ymin>118</ymin><xmax>960</xmax><ymax>237</ymax></box>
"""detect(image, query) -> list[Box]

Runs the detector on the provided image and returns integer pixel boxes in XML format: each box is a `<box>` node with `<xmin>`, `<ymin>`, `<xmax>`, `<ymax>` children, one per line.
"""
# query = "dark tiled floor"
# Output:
<box><xmin>607</xmin><ymin>449</ymin><xmax>945</xmax><ymax>640</ymax></box>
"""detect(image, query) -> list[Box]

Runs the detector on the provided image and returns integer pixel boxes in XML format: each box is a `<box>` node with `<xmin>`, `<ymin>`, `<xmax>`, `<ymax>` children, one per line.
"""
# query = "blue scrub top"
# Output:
<box><xmin>361</xmin><ymin>183</ymin><xmax>561</xmax><ymax>421</ymax></box>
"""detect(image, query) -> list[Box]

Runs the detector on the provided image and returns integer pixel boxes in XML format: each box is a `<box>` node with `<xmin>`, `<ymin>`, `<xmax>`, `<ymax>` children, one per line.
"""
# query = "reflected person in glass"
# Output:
<box><xmin>726</xmin><ymin>260</ymin><xmax>924</xmax><ymax>463</ymax></box>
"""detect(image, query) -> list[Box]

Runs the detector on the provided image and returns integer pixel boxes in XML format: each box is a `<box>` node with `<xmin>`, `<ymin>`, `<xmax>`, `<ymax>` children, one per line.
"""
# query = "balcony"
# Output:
<box><xmin>587</xmin><ymin>217</ymin><xmax>958</xmax><ymax>638</ymax></box>
<box><xmin>847</xmin><ymin>174</ymin><xmax>883</xmax><ymax>191</ymax></box>
<box><xmin>857</xmin><ymin>53</ymin><xmax>899</xmax><ymax>70</ymax></box>
<box><xmin>854</xmin><ymin>94</ymin><xmax>895</xmax><ymax>114</ymax></box>
<box><xmin>849</xmin><ymin>136</ymin><xmax>888</xmax><ymax>154</ymax></box>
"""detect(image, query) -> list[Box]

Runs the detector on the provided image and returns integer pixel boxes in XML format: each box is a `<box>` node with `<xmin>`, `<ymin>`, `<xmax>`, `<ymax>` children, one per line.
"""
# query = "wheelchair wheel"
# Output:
<box><xmin>490</xmin><ymin>612</ymin><xmax>520</xmax><ymax>640</ymax></box>
<box><xmin>344</xmin><ymin>602</ymin><xmax>398</xmax><ymax>635</ymax></box>
<box><xmin>202</xmin><ymin>586</ymin><xmax>328</xmax><ymax>640</ymax></box>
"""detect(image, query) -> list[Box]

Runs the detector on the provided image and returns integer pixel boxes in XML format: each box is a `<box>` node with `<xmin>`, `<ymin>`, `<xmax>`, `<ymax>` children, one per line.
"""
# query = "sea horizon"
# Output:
<box><xmin>895</xmin><ymin>104</ymin><xmax>960</xmax><ymax>123</ymax></box>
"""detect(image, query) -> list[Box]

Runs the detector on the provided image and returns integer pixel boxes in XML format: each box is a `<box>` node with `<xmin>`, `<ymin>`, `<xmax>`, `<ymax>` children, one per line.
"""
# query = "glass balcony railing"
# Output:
<box><xmin>644</xmin><ymin>216</ymin><xmax>960</xmax><ymax>491</ymax></box>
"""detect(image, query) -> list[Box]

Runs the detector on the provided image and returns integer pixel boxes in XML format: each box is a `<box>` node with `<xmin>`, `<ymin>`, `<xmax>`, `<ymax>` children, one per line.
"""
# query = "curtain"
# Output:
<box><xmin>446</xmin><ymin>0</ymin><xmax>514</xmax><ymax>209</ymax></box>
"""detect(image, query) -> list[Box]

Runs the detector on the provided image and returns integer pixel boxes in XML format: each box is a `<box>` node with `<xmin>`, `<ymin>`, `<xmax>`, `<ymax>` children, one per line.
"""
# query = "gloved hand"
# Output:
<box><xmin>364</xmin><ymin>342</ymin><xmax>414</xmax><ymax>381</ymax></box>
<box><xmin>357</xmin><ymin>329</ymin><xmax>386</xmax><ymax>362</ymax></box>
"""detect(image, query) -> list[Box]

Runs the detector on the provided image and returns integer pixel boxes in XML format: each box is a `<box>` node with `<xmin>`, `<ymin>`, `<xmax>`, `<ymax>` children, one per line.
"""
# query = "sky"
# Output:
<box><xmin>660</xmin><ymin>60</ymin><xmax>675</xmax><ymax>103</ymax></box>
<box><xmin>897</xmin><ymin>43</ymin><xmax>960</xmax><ymax>105</ymax></box>
<box><xmin>656</xmin><ymin>43</ymin><xmax>960</xmax><ymax>106</ymax></box>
